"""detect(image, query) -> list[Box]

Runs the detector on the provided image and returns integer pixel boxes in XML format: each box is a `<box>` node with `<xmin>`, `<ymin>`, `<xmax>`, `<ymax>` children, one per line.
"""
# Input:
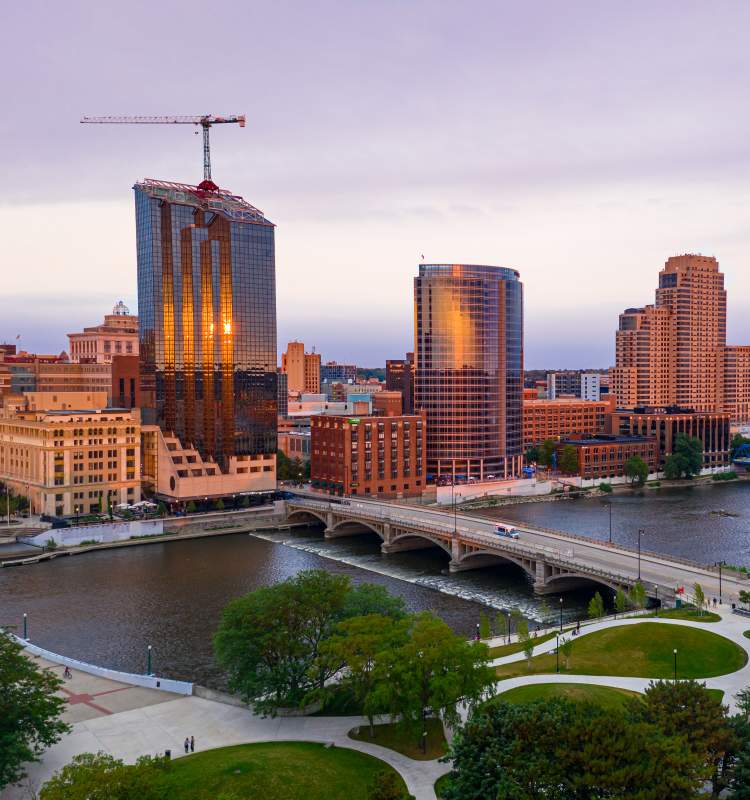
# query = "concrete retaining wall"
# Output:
<box><xmin>19</xmin><ymin>519</ymin><xmax>164</xmax><ymax>548</ymax></box>
<box><xmin>11</xmin><ymin>634</ymin><xmax>193</xmax><ymax>695</ymax></box>
<box><xmin>436</xmin><ymin>479</ymin><xmax>552</xmax><ymax>505</ymax></box>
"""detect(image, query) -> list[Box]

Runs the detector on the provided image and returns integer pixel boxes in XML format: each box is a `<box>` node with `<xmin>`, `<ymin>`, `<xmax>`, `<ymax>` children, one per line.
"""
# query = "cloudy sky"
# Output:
<box><xmin>3</xmin><ymin>1</ymin><xmax>750</xmax><ymax>367</ymax></box>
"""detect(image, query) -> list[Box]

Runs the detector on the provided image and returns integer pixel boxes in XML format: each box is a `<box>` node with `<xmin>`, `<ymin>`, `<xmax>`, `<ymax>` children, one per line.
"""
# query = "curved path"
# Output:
<box><xmin>5</xmin><ymin>608</ymin><xmax>749</xmax><ymax>800</ymax></box>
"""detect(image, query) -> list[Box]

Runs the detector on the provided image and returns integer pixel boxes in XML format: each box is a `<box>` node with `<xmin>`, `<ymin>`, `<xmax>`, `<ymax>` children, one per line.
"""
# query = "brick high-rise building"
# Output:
<box><xmin>722</xmin><ymin>346</ymin><xmax>750</xmax><ymax>424</ymax></box>
<box><xmin>414</xmin><ymin>264</ymin><xmax>523</xmax><ymax>481</ymax></box>
<box><xmin>523</xmin><ymin>395</ymin><xmax>615</xmax><ymax>449</ymax></box>
<box><xmin>612</xmin><ymin>255</ymin><xmax>727</xmax><ymax>413</ymax></box>
<box><xmin>386</xmin><ymin>352</ymin><xmax>414</xmax><ymax>414</ymax></box>
<box><xmin>282</xmin><ymin>341</ymin><xmax>321</xmax><ymax>394</ymax></box>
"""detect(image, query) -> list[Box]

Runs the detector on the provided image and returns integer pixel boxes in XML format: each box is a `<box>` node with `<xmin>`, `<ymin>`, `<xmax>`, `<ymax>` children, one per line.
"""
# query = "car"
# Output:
<box><xmin>495</xmin><ymin>524</ymin><xmax>519</xmax><ymax>539</ymax></box>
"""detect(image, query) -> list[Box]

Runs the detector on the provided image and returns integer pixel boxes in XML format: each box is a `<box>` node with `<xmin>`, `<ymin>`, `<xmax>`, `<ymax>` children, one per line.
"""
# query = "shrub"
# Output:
<box><xmin>44</xmin><ymin>538</ymin><xmax>58</xmax><ymax>550</ymax></box>
<box><xmin>712</xmin><ymin>471</ymin><xmax>738</xmax><ymax>482</ymax></box>
<box><xmin>598</xmin><ymin>482</ymin><xmax>613</xmax><ymax>493</ymax></box>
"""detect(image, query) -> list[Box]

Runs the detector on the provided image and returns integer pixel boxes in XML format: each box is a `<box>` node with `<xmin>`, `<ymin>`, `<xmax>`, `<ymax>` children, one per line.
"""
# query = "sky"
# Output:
<box><xmin>3</xmin><ymin>1</ymin><xmax>750</xmax><ymax>368</ymax></box>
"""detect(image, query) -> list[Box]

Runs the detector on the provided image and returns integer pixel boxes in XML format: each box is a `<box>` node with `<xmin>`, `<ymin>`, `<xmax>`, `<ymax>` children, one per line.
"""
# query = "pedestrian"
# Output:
<box><xmin>190</xmin><ymin>736</ymin><xmax>195</xmax><ymax>752</ymax></box>
<box><xmin>184</xmin><ymin>737</ymin><xmax>189</xmax><ymax>754</ymax></box>
<box><xmin>63</xmin><ymin>666</ymin><xmax>72</xmax><ymax>679</ymax></box>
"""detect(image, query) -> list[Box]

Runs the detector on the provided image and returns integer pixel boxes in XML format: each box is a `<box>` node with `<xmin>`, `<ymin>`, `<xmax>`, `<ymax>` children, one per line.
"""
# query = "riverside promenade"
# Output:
<box><xmin>5</xmin><ymin>607</ymin><xmax>750</xmax><ymax>800</ymax></box>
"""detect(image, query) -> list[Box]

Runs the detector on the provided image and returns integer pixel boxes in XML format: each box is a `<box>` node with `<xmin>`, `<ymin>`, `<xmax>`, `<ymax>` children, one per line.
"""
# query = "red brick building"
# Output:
<box><xmin>523</xmin><ymin>395</ymin><xmax>615</xmax><ymax>449</ymax></box>
<box><xmin>311</xmin><ymin>411</ymin><xmax>426</xmax><ymax>498</ymax></box>
<box><xmin>556</xmin><ymin>434</ymin><xmax>657</xmax><ymax>480</ymax></box>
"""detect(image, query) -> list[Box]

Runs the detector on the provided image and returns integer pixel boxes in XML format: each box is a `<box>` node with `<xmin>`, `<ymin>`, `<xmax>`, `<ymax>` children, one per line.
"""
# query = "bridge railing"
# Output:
<box><xmin>288</xmin><ymin>497</ymin><xmax>724</xmax><ymax>577</ymax></box>
<box><xmin>288</xmin><ymin>499</ymin><xmax>646</xmax><ymax>588</ymax></box>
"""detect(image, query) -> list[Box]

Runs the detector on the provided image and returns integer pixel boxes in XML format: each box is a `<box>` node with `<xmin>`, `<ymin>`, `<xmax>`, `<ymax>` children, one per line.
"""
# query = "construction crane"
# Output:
<box><xmin>80</xmin><ymin>114</ymin><xmax>246</xmax><ymax>184</ymax></box>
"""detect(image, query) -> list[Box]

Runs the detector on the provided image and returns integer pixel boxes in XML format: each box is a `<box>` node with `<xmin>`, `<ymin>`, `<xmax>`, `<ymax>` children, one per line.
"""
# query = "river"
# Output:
<box><xmin>2</xmin><ymin>481</ymin><xmax>747</xmax><ymax>687</ymax></box>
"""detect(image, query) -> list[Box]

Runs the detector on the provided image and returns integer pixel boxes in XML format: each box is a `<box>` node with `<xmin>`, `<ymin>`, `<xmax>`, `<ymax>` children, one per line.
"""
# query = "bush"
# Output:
<box><xmin>598</xmin><ymin>482</ymin><xmax>613</xmax><ymax>493</ymax></box>
<box><xmin>186</xmin><ymin>501</ymin><xmax>197</xmax><ymax>514</ymax></box>
<box><xmin>712</xmin><ymin>471</ymin><xmax>738</xmax><ymax>482</ymax></box>
<box><xmin>44</xmin><ymin>538</ymin><xmax>58</xmax><ymax>550</ymax></box>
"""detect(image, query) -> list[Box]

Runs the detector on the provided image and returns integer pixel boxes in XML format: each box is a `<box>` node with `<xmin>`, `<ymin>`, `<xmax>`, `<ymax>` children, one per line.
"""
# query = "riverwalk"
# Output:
<box><xmin>6</xmin><ymin>607</ymin><xmax>750</xmax><ymax>800</ymax></box>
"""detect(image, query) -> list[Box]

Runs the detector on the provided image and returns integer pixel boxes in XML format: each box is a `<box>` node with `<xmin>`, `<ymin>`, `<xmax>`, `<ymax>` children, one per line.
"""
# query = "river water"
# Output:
<box><xmin>1</xmin><ymin>482</ymin><xmax>748</xmax><ymax>687</ymax></box>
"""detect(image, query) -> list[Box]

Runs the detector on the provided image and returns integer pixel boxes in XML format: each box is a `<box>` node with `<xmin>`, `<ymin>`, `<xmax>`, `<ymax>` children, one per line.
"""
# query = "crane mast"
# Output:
<box><xmin>80</xmin><ymin>114</ymin><xmax>246</xmax><ymax>183</ymax></box>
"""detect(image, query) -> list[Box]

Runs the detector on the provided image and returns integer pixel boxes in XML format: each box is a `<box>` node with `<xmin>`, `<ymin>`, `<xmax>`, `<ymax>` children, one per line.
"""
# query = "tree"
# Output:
<box><xmin>664</xmin><ymin>434</ymin><xmax>704</xmax><ymax>479</ymax></box>
<box><xmin>213</xmin><ymin>569</ymin><xmax>351</xmax><ymax>714</ymax></box>
<box><xmin>625</xmin><ymin>455</ymin><xmax>649</xmax><ymax>486</ymax></box>
<box><xmin>524</xmin><ymin>446</ymin><xmax>540</xmax><ymax>464</ymax></box>
<box><xmin>629</xmin><ymin>581</ymin><xmax>646</xmax><ymax>609</ymax></box>
<box><xmin>319</xmin><ymin>614</ymin><xmax>408</xmax><ymax>737</ymax></box>
<box><xmin>538</xmin><ymin>439</ymin><xmax>557</xmax><ymax>468</ymax></box>
<box><xmin>478</xmin><ymin>612</ymin><xmax>490</xmax><ymax>640</ymax></box>
<box><xmin>740</xmin><ymin>590</ymin><xmax>750</xmax><ymax>610</ymax></box>
<box><xmin>0</xmin><ymin>630</ymin><xmax>70</xmax><ymax>790</ymax></box>
<box><xmin>630</xmin><ymin>680</ymin><xmax>735</xmax><ymax>798</ymax></box>
<box><xmin>156</xmin><ymin>502</ymin><xmax>167</xmax><ymax>518</ymax></box>
<box><xmin>214</xmin><ymin>498</ymin><xmax>225</xmax><ymax>510</ymax></box>
<box><xmin>558</xmin><ymin>445</ymin><xmax>580</xmax><ymax>475</ymax></box>
<box><xmin>518</xmin><ymin>624</ymin><xmax>534</xmax><ymax>668</ymax></box>
<box><xmin>694</xmin><ymin>582</ymin><xmax>706</xmax><ymax>615</ymax></box>
<box><xmin>368</xmin><ymin>613</ymin><xmax>495</xmax><ymax>743</ymax></box>
<box><xmin>614</xmin><ymin>587</ymin><xmax>629</xmax><ymax>616</ymax></box>
<box><xmin>337</xmin><ymin>583</ymin><xmax>406</xmax><ymax>622</ymax></box>
<box><xmin>39</xmin><ymin>752</ymin><xmax>171</xmax><ymax>800</ymax></box>
<box><xmin>731</xmin><ymin>433</ymin><xmax>750</xmax><ymax>460</ymax></box>
<box><xmin>587</xmin><ymin>591</ymin><xmax>605</xmax><ymax>619</ymax></box>
<box><xmin>442</xmin><ymin>698</ymin><xmax>705</xmax><ymax>800</ymax></box>
<box><xmin>559</xmin><ymin>636</ymin><xmax>573</xmax><ymax>669</ymax></box>
<box><xmin>186</xmin><ymin>500</ymin><xmax>196</xmax><ymax>513</ymax></box>
<box><xmin>494</xmin><ymin>612</ymin><xmax>508</xmax><ymax>642</ymax></box>
<box><xmin>366</xmin><ymin>770</ymin><xmax>414</xmax><ymax>800</ymax></box>
<box><xmin>737</xmin><ymin>688</ymin><xmax>750</xmax><ymax>720</ymax></box>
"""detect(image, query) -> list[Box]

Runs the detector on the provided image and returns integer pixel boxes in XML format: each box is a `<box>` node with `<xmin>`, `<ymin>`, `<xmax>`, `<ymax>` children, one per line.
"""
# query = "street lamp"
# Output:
<box><xmin>476</xmin><ymin>623</ymin><xmax>481</xmax><ymax>641</ymax></box>
<box><xmin>637</xmin><ymin>529</ymin><xmax>645</xmax><ymax>581</ymax></box>
<box><xmin>673</xmin><ymin>648</ymin><xmax>677</xmax><ymax>682</ymax></box>
<box><xmin>556</xmin><ymin>633</ymin><xmax>560</xmax><ymax>673</ymax></box>
<box><xmin>654</xmin><ymin>584</ymin><xmax>659</xmax><ymax>617</ymax></box>
<box><xmin>506</xmin><ymin>612</ymin><xmax>511</xmax><ymax>644</ymax></box>
<box><xmin>147</xmin><ymin>644</ymin><xmax>153</xmax><ymax>676</ymax></box>
<box><xmin>715</xmin><ymin>560</ymin><xmax>725</xmax><ymax>605</ymax></box>
<box><xmin>559</xmin><ymin>597</ymin><xmax>564</xmax><ymax>632</ymax></box>
<box><xmin>23</xmin><ymin>613</ymin><xmax>27</xmax><ymax>640</ymax></box>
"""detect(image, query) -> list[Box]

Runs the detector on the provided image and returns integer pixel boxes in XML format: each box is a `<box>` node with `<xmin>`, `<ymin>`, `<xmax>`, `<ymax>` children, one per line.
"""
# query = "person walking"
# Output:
<box><xmin>190</xmin><ymin>736</ymin><xmax>195</xmax><ymax>753</ymax></box>
<box><xmin>184</xmin><ymin>737</ymin><xmax>189</xmax><ymax>754</ymax></box>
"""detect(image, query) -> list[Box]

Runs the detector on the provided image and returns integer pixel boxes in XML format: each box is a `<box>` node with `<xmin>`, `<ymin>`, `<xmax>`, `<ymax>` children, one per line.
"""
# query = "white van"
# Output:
<box><xmin>495</xmin><ymin>524</ymin><xmax>519</xmax><ymax>539</ymax></box>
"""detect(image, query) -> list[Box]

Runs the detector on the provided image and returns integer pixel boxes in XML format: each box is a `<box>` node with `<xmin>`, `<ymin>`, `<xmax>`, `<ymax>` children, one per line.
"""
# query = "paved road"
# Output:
<box><xmin>302</xmin><ymin>496</ymin><xmax>745</xmax><ymax>602</ymax></box>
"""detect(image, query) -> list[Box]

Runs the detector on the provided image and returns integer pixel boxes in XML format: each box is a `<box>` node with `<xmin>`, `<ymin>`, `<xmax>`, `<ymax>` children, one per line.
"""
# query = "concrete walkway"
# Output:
<box><xmin>5</xmin><ymin>608</ymin><xmax>750</xmax><ymax>800</ymax></box>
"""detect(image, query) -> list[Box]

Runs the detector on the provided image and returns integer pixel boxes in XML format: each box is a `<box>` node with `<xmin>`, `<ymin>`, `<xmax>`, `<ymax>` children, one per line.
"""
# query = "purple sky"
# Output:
<box><xmin>4</xmin><ymin>1</ymin><xmax>750</xmax><ymax>367</ymax></box>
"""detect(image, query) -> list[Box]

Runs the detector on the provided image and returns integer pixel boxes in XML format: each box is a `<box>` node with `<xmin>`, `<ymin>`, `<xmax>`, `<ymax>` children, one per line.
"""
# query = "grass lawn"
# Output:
<box><xmin>435</xmin><ymin>773</ymin><xmax>451</xmax><ymax>799</ymax></box>
<box><xmin>488</xmin><ymin>630</ymin><xmax>558</xmax><ymax>658</ymax></box>
<box><xmin>164</xmin><ymin>742</ymin><xmax>406</xmax><ymax>799</ymax></box>
<box><xmin>495</xmin><ymin>623</ymin><xmax>746</xmax><ymax>681</ymax></box>
<box><xmin>707</xmin><ymin>689</ymin><xmax>726</xmax><ymax>703</ymax></box>
<box><xmin>743</xmin><ymin>630</ymin><xmax>750</xmax><ymax>640</ymax></box>
<box><xmin>494</xmin><ymin>682</ymin><xmax>640</xmax><ymax>711</ymax></box>
<box><xmin>649</xmin><ymin>607</ymin><xmax>721</xmax><ymax>623</ymax></box>
<box><xmin>349</xmin><ymin>718</ymin><xmax>447</xmax><ymax>760</ymax></box>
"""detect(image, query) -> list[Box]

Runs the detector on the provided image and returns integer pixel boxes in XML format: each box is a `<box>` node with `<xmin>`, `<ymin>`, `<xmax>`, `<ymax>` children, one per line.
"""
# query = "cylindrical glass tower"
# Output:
<box><xmin>414</xmin><ymin>264</ymin><xmax>523</xmax><ymax>481</ymax></box>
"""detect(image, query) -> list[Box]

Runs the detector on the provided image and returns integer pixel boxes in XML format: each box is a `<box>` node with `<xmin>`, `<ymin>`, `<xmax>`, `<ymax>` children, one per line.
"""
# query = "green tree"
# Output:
<box><xmin>737</xmin><ymin>687</ymin><xmax>750</xmax><ymax>720</ymax></box>
<box><xmin>524</xmin><ymin>445</ymin><xmax>540</xmax><ymax>464</ymax></box>
<box><xmin>368</xmin><ymin>613</ymin><xmax>495</xmax><ymax>745</ymax></box>
<box><xmin>629</xmin><ymin>581</ymin><xmax>647</xmax><ymax>609</ymax></box>
<box><xmin>731</xmin><ymin>433</ymin><xmax>750</xmax><ymax>460</ymax></box>
<box><xmin>625</xmin><ymin>454</ymin><xmax>649</xmax><ymax>486</ymax></box>
<box><xmin>630</xmin><ymin>680</ymin><xmax>734</xmax><ymax>798</ymax></box>
<box><xmin>213</xmin><ymin>569</ymin><xmax>351</xmax><ymax>714</ymax></box>
<box><xmin>337</xmin><ymin>583</ymin><xmax>406</xmax><ymax>622</ymax></box>
<box><xmin>614</xmin><ymin>587</ymin><xmax>629</xmax><ymax>615</ymax></box>
<box><xmin>442</xmin><ymin>698</ymin><xmax>705</xmax><ymax>800</ymax></box>
<box><xmin>39</xmin><ymin>752</ymin><xmax>171</xmax><ymax>800</ymax></box>
<box><xmin>366</xmin><ymin>770</ymin><xmax>414</xmax><ymax>800</ymax></box>
<box><xmin>664</xmin><ymin>434</ymin><xmax>704</xmax><ymax>479</ymax></box>
<box><xmin>537</xmin><ymin>599</ymin><xmax>552</xmax><ymax>627</ymax></box>
<box><xmin>186</xmin><ymin>500</ymin><xmax>196</xmax><ymax>513</ymax></box>
<box><xmin>740</xmin><ymin>590</ymin><xmax>750</xmax><ymax>610</ymax></box>
<box><xmin>518</xmin><ymin>623</ymin><xmax>534</xmax><ymax>668</ymax></box>
<box><xmin>214</xmin><ymin>498</ymin><xmax>225</xmax><ymax>511</ymax></box>
<box><xmin>694</xmin><ymin>582</ymin><xmax>706</xmax><ymax>615</ymax></box>
<box><xmin>478</xmin><ymin>612</ymin><xmax>490</xmax><ymax>640</ymax></box>
<box><xmin>494</xmin><ymin>612</ymin><xmax>508</xmax><ymax>642</ymax></box>
<box><xmin>156</xmin><ymin>502</ymin><xmax>167</xmax><ymax>517</ymax></box>
<box><xmin>558</xmin><ymin>445</ymin><xmax>580</xmax><ymax>475</ymax></box>
<box><xmin>587</xmin><ymin>591</ymin><xmax>605</xmax><ymax>619</ymax></box>
<box><xmin>0</xmin><ymin>630</ymin><xmax>70</xmax><ymax>790</ymax></box>
<box><xmin>319</xmin><ymin>614</ymin><xmax>408</xmax><ymax>737</ymax></box>
<box><xmin>538</xmin><ymin>439</ymin><xmax>557</xmax><ymax>468</ymax></box>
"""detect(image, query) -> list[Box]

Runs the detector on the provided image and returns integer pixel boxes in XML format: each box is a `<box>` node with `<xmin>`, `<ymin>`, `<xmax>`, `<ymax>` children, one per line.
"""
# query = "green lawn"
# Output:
<box><xmin>495</xmin><ymin>623</ymin><xmax>747</xmax><ymax>680</ymax></box>
<box><xmin>488</xmin><ymin>631</ymin><xmax>558</xmax><ymax>658</ymax></box>
<box><xmin>743</xmin><ymin>630</ymin><xmax>750</xmax><ymax>640</ymax></box>
<box><xmin>649</xmin><ymin>607</ymin><xmax>721</xmax><ymax>623</ymax></box>
<box><xmin>494</xmin><ymin>682</ymin><xmax>640</xmax><ymax>711</ymax></box>
<box><xmin>349</xmin><ymin>718</ymin><xmax>447</xmax><ymax>760</ymax></box>
<box><xmin>164</xmin><ymin>742</ymin><xmax>407</xmax><ymax>799</ymax></box>
<box><xmin>435</xmin><ymin>772</ymin><xmax>451</xmax><ymax>799</ymax></box>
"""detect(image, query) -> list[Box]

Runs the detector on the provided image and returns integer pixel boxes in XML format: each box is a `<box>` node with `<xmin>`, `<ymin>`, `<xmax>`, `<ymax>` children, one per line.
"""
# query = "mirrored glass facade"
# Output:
<box><xmin>414</xmin><ymin>264</ymin><xmax>523</xmax><ymax>480</ymax></box>
<box><xmin>135</xmin><ymin>179</ymin><xmax>277</xmax><ymax>470</ymax></box>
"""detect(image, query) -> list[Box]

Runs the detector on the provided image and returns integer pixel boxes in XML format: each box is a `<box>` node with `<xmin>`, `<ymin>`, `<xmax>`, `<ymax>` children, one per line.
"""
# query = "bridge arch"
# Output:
<box><xmin>328</xmin><ymin>518</ymin><xmax>384</xmax><ymax>539</ymax></box>
<box><xmin>286</xmin><ymin>508</ymin><xmax>328</xmax><ymax>528</ymax></box>
<box><xmin>454</xmin><ymin>549</ymin><xmax>536</xmax><ymax>581</ymax></box>
<box><xmin>389</xmin><ymin>531</ymin><xmax>452</xmax><ymax>556</ymax></box>
<box><xmin>540</xmin><ymin>571</ymin><xmax>628</xmax><ymax>596</ymax></box>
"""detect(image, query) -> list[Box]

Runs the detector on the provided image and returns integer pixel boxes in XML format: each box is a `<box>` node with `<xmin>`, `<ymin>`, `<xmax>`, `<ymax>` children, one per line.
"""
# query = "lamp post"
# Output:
<box><xmin>654</xmin><ymin>585</ymin><xmax>659</xmax><ymax>617</ymax></box>
<box><xmin>559</xmin><ymin>597</ymin><xmax>564</xmax><ymax>632</ymax></box>
<box><xmin>637</xmin><ymin>529</ymin><xmax>645</xmax><ymax>581</ymax></box>
<box><xmin>715</xmin><ymin>560</ymin><xmax>725</xmax><ymax>604</ymax></box>
<box><xmin>556</xmin><ymin>633</ymin><xmax>560</xmax><ymax>673</ymax></box>
<box><xmin>147</xmin><ymin>645</ymin><xmax>152</xmax><ymax>676</ymax></box>
<box><xmin>673</xmin><ymin>648</ymin><xmax>677</xmax><ymax>682</ymax></box>
<box><xmin>23</xmin><ymin>613</ymin><xmax>27</xmax><ymax>640</ymax></box>
<box><xmin>506</xmin><ymin>612</ymin><xmax>511</xmax><ymax>644</ymax></box>
<box><xmin>475</xmin><ymin>623</ymin><xmax>480</xmax><ymax>642</ymax></box>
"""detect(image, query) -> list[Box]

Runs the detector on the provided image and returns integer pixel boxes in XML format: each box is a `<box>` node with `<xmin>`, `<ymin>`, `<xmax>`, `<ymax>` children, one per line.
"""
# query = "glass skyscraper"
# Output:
<box><xmin>135</xmin><ymin>179</ymin><xmax>277</xmax><ymax>470</ymax></box>
<box><xmin>414</xmin><ymin>264</ymin><xmax>523</xmax><ymax>481</ymax></box>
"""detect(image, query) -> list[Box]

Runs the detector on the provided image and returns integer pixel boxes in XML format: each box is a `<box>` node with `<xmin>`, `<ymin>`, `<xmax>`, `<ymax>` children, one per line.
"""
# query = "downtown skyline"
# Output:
<box><xmin>5</xmin><ymin>1</ymin><xmax>750</xmax><ymax>367</ymax></box>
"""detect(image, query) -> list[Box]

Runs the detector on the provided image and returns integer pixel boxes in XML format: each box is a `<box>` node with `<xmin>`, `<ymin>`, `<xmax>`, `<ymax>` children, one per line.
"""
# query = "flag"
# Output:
<box><xmin>420</xmin><ymin>253</ymin><xmax>425</xmax><ymax>260</ymax></box>
<box><xmin>15</xmin><ymin>335</ymin><xmax>20</xmax><ymax>340</ymax></box>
